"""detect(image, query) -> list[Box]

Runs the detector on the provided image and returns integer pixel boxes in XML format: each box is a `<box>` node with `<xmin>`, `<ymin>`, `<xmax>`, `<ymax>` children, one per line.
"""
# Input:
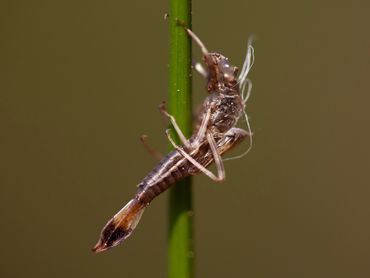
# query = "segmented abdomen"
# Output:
<box><xmin>136</xmin><ymin>149</ymin><xmax>190</xmax><ymax>204</ymax></box>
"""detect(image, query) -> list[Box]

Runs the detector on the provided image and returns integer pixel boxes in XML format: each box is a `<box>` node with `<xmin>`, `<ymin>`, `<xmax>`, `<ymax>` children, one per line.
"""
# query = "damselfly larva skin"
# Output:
<box><xmin>92</xmin><ymin>128</ymin><xmax>248</xmax><ymax>252</ymax></box>
<box><xmin>92</xmin><ymin>26</ymin><xmax>254</xmax><ymax>253</ymax></box>
<box><xmin>186</xmin><ymin>27</ymin><xmax>254</xmax><ymax>136</ymax></box>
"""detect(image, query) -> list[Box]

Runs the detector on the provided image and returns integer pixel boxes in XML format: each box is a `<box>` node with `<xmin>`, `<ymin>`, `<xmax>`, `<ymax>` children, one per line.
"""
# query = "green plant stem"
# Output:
<box><xmin>167</xmin><ymin>0</ymin><xmax>193</xmax><ymax>278</ymax></box>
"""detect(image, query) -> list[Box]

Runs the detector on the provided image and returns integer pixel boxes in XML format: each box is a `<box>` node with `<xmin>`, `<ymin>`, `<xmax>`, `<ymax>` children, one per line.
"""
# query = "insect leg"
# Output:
<box><xmin>206</xmin><ymin>132</ymin><xmax>225</xmax><ymax>182</ymax></box>
<box><xmin>165</xmin><ymin>129</ymin><xmax>224</xmax><ymax>182</ymax></box>
<box><xmin>222</xmin><ymin>111</ymin><xmax>253</xmax><ymax>161</ymax></box>
<box><xmin>159</xmin><ymin>102</ymin><xmax>191</xmax><ymax>149</ymax></box>
<box><xmin>140</xmin><ymin>135</ymin><xmax>163</xmax><ymax>160</ymax></box>
<box><xmin>176</xmin><ymin>21</ymin><xmax>209</xmax><ymax>55</ymax></box>
<box><xmin>193</xmin><ymin>108</ymin><xmax>211</xmax><ymax>144</ymax></box>
<box><xmin>193</xmin><ymin>62</ymin><xmax>207</xmax><ymax>78</ymax></box>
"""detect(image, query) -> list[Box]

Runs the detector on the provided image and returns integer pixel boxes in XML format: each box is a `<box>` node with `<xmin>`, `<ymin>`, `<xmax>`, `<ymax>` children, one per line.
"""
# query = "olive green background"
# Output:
<box><xmin>1</xmin><ymin>1</ymin><xmax>370</xmax><ymax>277</ymax></box>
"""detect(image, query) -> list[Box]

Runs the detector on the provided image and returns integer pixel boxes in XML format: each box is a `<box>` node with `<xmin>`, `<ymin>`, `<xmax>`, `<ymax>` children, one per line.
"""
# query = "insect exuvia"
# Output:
<box><xmin>92</xmin><ymin>25</ymin><xmax>254</xmax><ymax>253</ymax></box>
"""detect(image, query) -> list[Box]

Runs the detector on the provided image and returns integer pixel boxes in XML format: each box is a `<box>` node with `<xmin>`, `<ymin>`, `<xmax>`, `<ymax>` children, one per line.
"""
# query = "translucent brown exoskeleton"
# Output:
<box><xmin>186</xmin><ymin>26</ymin><xmax>255</xmax><ymax>160</ymax></box>
<box><xmin>92</xmin><ymin>26</ymin><xmax>255</xmax><ymax>253</ymax></box>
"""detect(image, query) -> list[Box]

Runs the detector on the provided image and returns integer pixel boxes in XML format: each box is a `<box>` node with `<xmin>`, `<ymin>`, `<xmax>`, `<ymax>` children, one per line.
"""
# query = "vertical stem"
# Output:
<box><xmin>168</xmin><ymin>0</ymin><xmax>193</xmax><ymax>278</ymax></box>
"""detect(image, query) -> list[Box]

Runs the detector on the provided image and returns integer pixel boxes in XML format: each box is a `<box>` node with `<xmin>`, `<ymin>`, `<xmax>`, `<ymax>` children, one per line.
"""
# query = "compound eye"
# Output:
<box><xmin>223</xmin><ymin>72</ymin><xmax>233</xmax><ymax>81</ymax></box>
<box><xmin>220</xmin><ymin>60</ymin><xmax>236</xmax><ymax>81</ymax></box>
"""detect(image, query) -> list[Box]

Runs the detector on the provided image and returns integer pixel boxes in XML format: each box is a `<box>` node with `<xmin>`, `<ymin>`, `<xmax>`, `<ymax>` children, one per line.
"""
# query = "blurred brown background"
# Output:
<box><xmin>1</xmin><ymin>0</ymin><xmax>370</xmax><ymax>277</ymax></box>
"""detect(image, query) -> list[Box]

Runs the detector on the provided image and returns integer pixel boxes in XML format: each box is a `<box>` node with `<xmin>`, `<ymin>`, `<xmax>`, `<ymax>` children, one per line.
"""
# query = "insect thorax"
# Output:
<box><xmin>208</xmin><ymin>92</ymin><xmax>244</xmax><ymax>134</ymax></box>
